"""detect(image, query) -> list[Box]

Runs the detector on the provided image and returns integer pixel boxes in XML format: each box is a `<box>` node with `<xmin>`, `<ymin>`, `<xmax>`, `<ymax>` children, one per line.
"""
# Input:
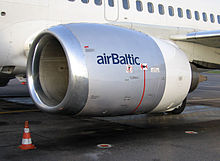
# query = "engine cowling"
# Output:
<box><xmin>27</xmin><ymin>23</ymin><xmax>192</xmax><ymax>116</ymax></box>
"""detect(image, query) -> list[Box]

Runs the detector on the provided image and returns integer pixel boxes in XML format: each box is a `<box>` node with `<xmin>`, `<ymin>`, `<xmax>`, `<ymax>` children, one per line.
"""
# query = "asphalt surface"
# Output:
<box><xmin>0</xmin><ymin>73</ymin><xmax>219</xmax><ymax>161</ymax></box>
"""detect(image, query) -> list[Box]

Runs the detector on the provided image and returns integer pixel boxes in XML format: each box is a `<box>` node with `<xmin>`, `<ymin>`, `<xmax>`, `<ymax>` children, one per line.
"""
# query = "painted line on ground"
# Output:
<box><xmin>188</xmin><ymin>98</ymin><xmax>220</xmax><ymax>102</ymax></box>
<box><xmin>0</xmin><ymin>96</ymin><xmax>30</xmax><ymax>98</ymax></box>
<box><xmin>199</xmin><ymin>86</ymin><xmax>220</xmax><ymax>88</ymax></box>
<box><xmin>196</xmin><ymin>89</ymin><xmax>220</xmax><ymax>92</ymax></box>
<box><xmin>0</xmin><ymin>109</ymin><xmax>40</xmax><ymax>114</ymax></box>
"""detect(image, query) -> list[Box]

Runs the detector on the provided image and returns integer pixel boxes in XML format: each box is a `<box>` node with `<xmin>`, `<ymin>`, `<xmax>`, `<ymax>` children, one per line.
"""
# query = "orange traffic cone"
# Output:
<box><xmin>18</xmin><ymin>121</ymin><xmax>36</xmax><ymax>150</ymax></box>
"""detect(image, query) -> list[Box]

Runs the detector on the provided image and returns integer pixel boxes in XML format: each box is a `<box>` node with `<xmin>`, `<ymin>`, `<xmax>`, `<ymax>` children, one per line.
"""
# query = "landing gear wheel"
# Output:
<box><xmin>0</xmin><ymin>78</ymin><xmax>10</xmax><ymax>87</ymax></box>
<box><xmin>170</xmin><ymin>97</ymin><xmax>187</xmax><ymax>115</ymax></box>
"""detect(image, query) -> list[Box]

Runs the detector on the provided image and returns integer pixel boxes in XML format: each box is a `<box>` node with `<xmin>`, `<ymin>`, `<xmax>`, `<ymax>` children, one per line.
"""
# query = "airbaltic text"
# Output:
<box><xmin>97</xmin><ymin>53</ymin><xmax>140</xmax><ymax>65</ymax></box>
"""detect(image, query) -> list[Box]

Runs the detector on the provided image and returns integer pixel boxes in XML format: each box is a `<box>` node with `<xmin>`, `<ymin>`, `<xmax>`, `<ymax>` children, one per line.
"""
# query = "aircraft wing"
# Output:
<box><xmin>170</xmin><ymin>30</ymin><xmax>220</xmax><ymax>48</ymax></box>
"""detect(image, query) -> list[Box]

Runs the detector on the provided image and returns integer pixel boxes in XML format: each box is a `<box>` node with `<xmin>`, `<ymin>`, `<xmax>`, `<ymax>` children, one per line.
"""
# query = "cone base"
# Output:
<box><xmin>19</xmin><ymin>144</ymin><xmax>36</xmax><ymax>150</ymax></box>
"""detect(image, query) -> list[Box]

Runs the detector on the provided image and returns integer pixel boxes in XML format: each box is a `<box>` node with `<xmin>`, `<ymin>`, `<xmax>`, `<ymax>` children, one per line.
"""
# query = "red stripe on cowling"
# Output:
<box><xmin>132</xmin><ymin>70</ymin><xmax>146</xmax><ymax>113</ymax></box>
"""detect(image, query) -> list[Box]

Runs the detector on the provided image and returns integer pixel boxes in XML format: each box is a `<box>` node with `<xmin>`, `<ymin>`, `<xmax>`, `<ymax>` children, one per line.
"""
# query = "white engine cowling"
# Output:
<box><xmin>27</xmin><ymin>23</ymin><xmax>191</xmax><ymax>116</ymax></box>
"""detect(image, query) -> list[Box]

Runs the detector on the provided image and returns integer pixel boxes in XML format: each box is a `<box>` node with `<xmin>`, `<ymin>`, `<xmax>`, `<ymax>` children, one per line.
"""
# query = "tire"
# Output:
<box><xmin>0</xmin><ymin>78</ymin><xmax>10</xmax><ymax>87</ymax></box>
<box><xmin>170</xmin><ymin>97</ymin><xmax>187</xmax><ymax>115</ymax></box>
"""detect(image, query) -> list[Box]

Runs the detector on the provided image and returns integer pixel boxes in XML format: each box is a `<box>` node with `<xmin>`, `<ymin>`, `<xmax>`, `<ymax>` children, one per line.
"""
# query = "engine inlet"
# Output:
<box><xmin>27</xmin><ymin>26</ymin><xmax>88</xmax><ymax>114</ymax></box>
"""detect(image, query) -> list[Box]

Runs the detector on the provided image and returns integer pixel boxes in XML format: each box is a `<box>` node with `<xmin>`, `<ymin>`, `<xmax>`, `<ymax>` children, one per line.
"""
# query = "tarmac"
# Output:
<box><xmin>0</xmin><ymin>73</ymin><xmax>219</xmax><ymax>161</ymax></box>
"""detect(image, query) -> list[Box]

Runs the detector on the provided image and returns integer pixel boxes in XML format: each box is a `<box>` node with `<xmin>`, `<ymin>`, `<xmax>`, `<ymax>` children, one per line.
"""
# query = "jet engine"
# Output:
<box><xmin>27</xmin><ymin>23</ymin><xmax>196</xmax><ymax>116</ymax></box>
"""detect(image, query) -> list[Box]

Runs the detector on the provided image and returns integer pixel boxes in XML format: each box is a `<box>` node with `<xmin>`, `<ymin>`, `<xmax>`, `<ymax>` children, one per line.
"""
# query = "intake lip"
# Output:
<box><xmin>27</xmin><ymin>25</ymin><xmax>89</xmax><ymax>114</ymax></box>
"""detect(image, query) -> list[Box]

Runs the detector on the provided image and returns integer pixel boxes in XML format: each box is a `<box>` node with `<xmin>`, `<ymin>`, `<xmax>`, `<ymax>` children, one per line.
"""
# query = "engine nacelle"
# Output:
<box><xmin>27</xmin><ymin>24</ymin><xmax>191</xmax><ymax>116</ymax></box>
